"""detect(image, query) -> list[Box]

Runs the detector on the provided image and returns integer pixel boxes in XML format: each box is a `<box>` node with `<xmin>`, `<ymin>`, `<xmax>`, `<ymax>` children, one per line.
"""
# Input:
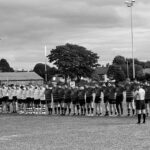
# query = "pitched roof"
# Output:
<box><xmin>0</xmin><ymin>72</ymin><xmax>43</xmax><ymax>81</ymax></box>
<box><xmin>95</xmin><ymin>67</ymin><xmax>108</xmax><ymax>75</ymax></box>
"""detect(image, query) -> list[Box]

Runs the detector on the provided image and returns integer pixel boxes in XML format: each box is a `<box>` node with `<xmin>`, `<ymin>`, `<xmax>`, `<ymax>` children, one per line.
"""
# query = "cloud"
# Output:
<box><xmin>0</xmin><ymin>0</ymin><xmax>149</xmax><ymax>69</ymax></box>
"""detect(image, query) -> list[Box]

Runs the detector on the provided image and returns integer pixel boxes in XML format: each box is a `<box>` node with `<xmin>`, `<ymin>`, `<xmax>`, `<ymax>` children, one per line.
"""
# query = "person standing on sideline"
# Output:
<box><xmin>144</xmin><ymin>84</ymin><xmax>150</xmax><ymax>116</ymax></box>
<box><xmin>134</xmin><ymin>84</ymin><xmax>146</xmax><ymax>124</ymax></box>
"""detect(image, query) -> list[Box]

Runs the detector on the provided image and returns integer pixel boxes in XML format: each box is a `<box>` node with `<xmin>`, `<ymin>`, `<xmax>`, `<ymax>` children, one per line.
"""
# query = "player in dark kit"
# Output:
<box><xmin>71</xmin><ymin>86</ymin><xmax>79</xmax><ymax>115</ymax></box>
<box><xmin>85</xmin><ymin>86</ymin><xmax>93</xmax><ymax>115</ymax></box>
<box><xmin>45</xmin><ymin>85</ymin><xmax>52</xmax><ymax>115</ymax></box>
<box><xmin>78</xmin><ymin>87</ymin><xmax>86</xmax><ymax>115</ymax></box>
<box><xmin>109</xmin><ymin>83</ymin><xmax>117</xmax><ymax>116</ymax></box>
<box><xmin>94</xmin><ymin>85</ymin><xmax>103</xmax><ymax>116</ymax></box>
<box><xmin>103</xmin><ymin>83</ymin><xmax>110</xmax><ymax>116</ymax></box>
<box><xmin>116</xmin><ymin>83</ymin><xmax>124</xmax><ymax>116</ymax></box>
<box><xmin>64</xmin><ymin>86</ymin><xmax>72</xmax><ymax>115</ymax></box>
<box><xmin>57</xmin><ymin>85</ymin><xmax>65</xmax><ymax>115</ymax></box>
<box><xmin>144</xmin><ymin>84</ymin><xmax>150</xmax><ymax>116</ymax></box>
<box><xmin>52</xmin><ymin>85</ymin><xmax>59</xmax><ymax>114</ymax></box>
<box><xmin>125</xmin><ymin>83</ymin><xmax>135</xmax><ymax>116</ymax></box>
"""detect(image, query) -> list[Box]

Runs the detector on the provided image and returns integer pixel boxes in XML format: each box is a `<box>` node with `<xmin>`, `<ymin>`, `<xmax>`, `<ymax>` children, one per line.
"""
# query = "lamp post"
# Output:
<box><xmin>125</xmin><ymin>0</ymin><xmax>135</xmax><ymax>80</ymax></box>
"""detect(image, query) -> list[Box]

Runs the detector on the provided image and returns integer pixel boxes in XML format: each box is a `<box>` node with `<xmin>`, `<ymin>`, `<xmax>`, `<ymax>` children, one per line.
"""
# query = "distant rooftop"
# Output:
<box><xmin>0</xmin><ymin>72</ymin><xmax>43</xmax><ymax>81</ymax></box>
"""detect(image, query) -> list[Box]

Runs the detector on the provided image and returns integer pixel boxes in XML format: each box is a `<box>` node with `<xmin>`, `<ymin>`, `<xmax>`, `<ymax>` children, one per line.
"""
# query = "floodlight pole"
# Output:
<box><xmin>125</xmin><ymin>0</ymin><xmax>135</xmax><ymax>80</ymax></box>
<box><xmin>126</xmin><ymin>58</ymin><xmax>129</xmax><ymax>79</ymax></box>
<box><xmin>45</xmin><ymin>45</ymin><xmax>48</xmax><ymax>83</ymax></box>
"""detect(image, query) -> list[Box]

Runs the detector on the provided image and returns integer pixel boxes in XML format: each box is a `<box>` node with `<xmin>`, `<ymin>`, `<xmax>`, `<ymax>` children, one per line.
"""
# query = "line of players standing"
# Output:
<box><xmin>0</xmin><ymin>82</ymin><xmax>150</xmax><ymax>116</ymax></box>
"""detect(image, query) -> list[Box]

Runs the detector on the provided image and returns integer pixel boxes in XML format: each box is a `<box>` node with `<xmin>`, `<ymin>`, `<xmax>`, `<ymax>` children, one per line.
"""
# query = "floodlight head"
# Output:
<box><xmin>132</xmin><ymin>0</ymin><xmax>135</xmax><ymax>2</ymax></box>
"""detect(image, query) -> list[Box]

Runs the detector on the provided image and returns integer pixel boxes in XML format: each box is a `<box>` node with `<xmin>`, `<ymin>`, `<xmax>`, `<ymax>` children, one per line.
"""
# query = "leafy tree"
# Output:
<box><xmin>47</xmin><ymin>43</ymin><xmax>100</xmax><ymax>82</ymax></box>
<box><xmin>0</xmin><ymin>59</ymin><xmax>14</xmax><ymax>72</ymax></box>
<box><xmin>145</xmin><ymin>61</ymin><xmax>150</xmax><ymax>68</ymax></box>
<box><xmin>33</xmin><ymin>63</ymin><xmax>58</xmax><ymax>81</ymax></box>
<box><xmin>113</xmin><ymin>56</ymin><xmax>126</xmax><ymax>65</ymax></box>
<box><xmin>129</xmin><ymin>64</ymin><xmax>144</xmax><ymax>80</ymax></box>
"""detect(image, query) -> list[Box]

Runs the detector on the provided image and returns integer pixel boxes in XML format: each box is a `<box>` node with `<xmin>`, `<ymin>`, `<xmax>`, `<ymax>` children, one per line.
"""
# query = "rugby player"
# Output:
<box><xmin>125</xmin><ymin>83</ymin><xmax>135</xmax><ymax>116</ymax></box>
<box><xmin>144</xmin><ymin>83</ymin><xmax>150</xmax><ymax>116</ymax></box>
<box><xmin>109</xmin><ymin>83</ymin><xmax>117</xmax><ymax>116</ymax></box>
<box><xmin>94</xmin><ymin>85</ymin><xmax>103</xmax><ymax>116</ymax></box>
<box><xmin>134</xmin><ymin>84</ymin><xmax>146</xmax><ymax>124</ymax></box>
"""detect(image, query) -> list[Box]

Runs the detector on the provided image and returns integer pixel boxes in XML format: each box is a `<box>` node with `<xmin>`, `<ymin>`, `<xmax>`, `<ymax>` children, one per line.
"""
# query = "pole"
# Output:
<box><xmin>45</xmin><ymin>45</ymin><xmax>47</xmax><ymax>83</ymax></box>
<box><xmin>130</xmin><ymin>5</ymin><xmax>135</xmax><ymax>79</ymax></box>
<box><xmin>126</xmin><ymin>59</ymin><xmax>129</xmax><ymax>79</ymax></box>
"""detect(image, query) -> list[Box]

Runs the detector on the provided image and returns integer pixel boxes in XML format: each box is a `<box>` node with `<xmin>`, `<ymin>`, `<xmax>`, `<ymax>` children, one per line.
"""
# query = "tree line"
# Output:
<box><xmin>1</xmin><ymin>43</ymin><xmax>150</xmax><ymax>82</ymax></box>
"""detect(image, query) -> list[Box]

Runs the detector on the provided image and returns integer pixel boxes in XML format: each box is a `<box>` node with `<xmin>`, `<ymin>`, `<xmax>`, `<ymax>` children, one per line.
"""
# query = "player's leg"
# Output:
<box><xmin>136</xmin><ymin>101</ymin><xmax>142</xmax><ymax>124</ymax></box>
<box><xmin>141</xmin><ymin>101</ymin><xmax>146</xmax><ymax>123</ymax></box>
<box><xmin>131</xmin><ymin>100</ymin><xmax>135</xmax><ymax>116</ymax></box>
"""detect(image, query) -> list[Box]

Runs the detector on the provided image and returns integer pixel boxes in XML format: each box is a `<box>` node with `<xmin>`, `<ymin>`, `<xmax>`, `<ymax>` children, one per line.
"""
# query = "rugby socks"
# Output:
<box><xmin>143</xmin><ymin>114</ymin><xmax>146</xmax><ymax>123</ymax></box>
<box><xmin>137</xmin><ymin>114</ymin><xmax>141</xmax><ymax>124</ymax></box>
<box><xmin>84</xmin><ymin>108</ymin><xmax>86</xmax><ymax>115</ymax></box>
<box><xmin>69</xmin><ymin>108</ymin><xmax>71</xmax><ymax>115</ymax></box>
<box><xmin>81</xmin><ymin>108</ymin><xmax>83</xmax><ymax>115</ymax></box>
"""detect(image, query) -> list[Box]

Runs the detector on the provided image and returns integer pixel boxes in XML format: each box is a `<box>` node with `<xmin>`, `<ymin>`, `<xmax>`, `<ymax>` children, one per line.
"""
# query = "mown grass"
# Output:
<box><xmin>0</xmin><ymin>114</ymin><xmax>150</xmax><ymax>150</ymax></box>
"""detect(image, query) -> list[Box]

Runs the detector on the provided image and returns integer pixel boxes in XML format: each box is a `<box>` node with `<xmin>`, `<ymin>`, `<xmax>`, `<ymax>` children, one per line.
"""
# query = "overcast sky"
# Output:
<box><xmin>0</xmin><ymin>0</ymin><xmax>149</xmax><ymax>70</ymax></box>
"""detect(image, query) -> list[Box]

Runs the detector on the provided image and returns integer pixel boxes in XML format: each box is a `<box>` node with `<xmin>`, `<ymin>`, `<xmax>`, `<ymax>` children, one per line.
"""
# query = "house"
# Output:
<box><xmin>0</xmin><ymin>72</ymin><xmax>43</xmax><ymax>85</ymax></box>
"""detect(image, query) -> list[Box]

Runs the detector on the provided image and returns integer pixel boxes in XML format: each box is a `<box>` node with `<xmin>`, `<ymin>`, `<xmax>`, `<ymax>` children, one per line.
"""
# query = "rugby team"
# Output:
<box><xmin>0</xmin><ymin>81</ymin><xmax>149</xmax><ymax>124</ymax></box>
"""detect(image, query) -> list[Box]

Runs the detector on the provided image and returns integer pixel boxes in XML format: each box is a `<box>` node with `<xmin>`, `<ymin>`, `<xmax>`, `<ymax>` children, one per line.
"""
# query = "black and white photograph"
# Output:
<box><xmin>0</xmin><ymin>0</ymin><xmax>150</xmax><ymax>149</ymax></box>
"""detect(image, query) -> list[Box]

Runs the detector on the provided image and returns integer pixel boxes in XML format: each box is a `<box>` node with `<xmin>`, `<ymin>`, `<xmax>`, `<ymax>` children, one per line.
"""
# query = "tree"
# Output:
<box><xmin>47</xmin><ymin>43</ymin><xmax>100</xmax><ymax>82</ymax></box>
<box><xmin>129</xmin><ymin>64</ymin><xmax>144</xmax><ymax>80</ymax></box>
<box><xmin>145</xmin><ymin>61</ymin><xmax>150</xmax><ymax>68</ymax></box>
<box><xmin>107</xmin><ymin>64</ymin><xmax>126</xmax><ymax>82</ymax></box>
<box><xmin>33</xmin><ymin>63</ymin><xmax>58</xmax><ymax>81</ymax></box>
<box><xmin>113</xmin><ymin>56</ymin><xmax>126</xmax><ymax>65</ymax></box>
<box><xmin>0</xmin><ymin>59</ymin><xmax>14</xmax><ymax>72</ymax></box>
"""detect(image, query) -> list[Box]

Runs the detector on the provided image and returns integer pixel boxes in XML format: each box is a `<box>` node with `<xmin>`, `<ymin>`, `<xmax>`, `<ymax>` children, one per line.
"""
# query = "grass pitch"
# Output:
<box><xmin>0</xmin><ymin>114</ymin><xmax>150</xmax><ymax>150</ymax></box>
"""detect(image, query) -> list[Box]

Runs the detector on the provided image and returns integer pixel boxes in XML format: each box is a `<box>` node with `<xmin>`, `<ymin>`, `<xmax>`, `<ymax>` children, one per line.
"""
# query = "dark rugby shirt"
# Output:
<box><xmin>78</xmin><ymin>90</ymin><xmax>85</xmax><ymax>100</ymax></box>
<box><xmin>86</xmin><ymin>88</ymin><xmax>93</xmax><ymax>98</ymax></box>
<box><xmin>109</xmin><ymin>86</ymin><xmax>116</xmax><ymax>100</ymax></box>
<box><xmin>64</xmin><ymin>88</ymin><xmax>71</xmax><ymax>99</ymax></box>
<box><xmin>145</xmin><ymin>86</ymin><xmax>150</xmax><ymax>100</ymax></box>
<box><xmin>71</xmin><ymin>89</ymin><xmax>78</xmax><ymax>100</ymax></box>
<box><xmin>95</xmin><ymin>87</ymin><xmax>102</xmax><ymax>97</ymax></box>
<box><xmin>52</xmin><ymin>88</ymin><xmax>59</xmax><ymax>100</ymax></box>
<box><xmin>58</xmin><ymin>88</ymin><xmax>65</xmax><ymax>99</ymax></box>
<box><xmin>45</xmin><ymin>88</ymin><xmax>52</xmax><ymax>101</ymax></box>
